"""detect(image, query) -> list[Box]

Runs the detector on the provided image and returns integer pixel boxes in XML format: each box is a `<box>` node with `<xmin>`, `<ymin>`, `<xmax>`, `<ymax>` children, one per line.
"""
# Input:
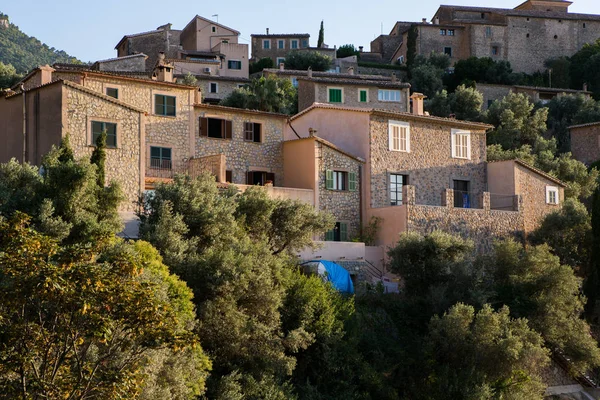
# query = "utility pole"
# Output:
<box><xmin>20</xmin><ymin>83</ymin><xmax>26</xmax><ymax>163</ymax></box>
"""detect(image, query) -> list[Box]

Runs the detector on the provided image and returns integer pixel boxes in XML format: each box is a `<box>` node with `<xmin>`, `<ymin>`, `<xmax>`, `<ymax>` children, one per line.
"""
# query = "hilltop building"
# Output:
<box><xmin>250</xmin><ymin>31</ymin><xmax>310</xmax><ymax>64</ymax></box>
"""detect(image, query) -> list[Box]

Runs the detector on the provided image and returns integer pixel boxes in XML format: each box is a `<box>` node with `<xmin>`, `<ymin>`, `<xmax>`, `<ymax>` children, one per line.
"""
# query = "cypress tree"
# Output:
<box><xmin>588</xmin><ymin>186</ymin><xmax>600</xmax><ymax>316</ymax></box>
<box><xmin>317</xmin><ymin>21</ymin><xmax>324</xmax><ymax>48</ymax></box>
<box><xmin>58</xmin><ymin>134</ymin><xmax>74</xmax><ymax>163</ymax></box>
<box><xmin>90</xmin><ymin>130</ymin><xmax>107</xmax><ymax>187</ymax></box>
<box><xmin>406</xmin><ymin>24</ymin><xmax>419</xmax><ymax>75</ymax></box>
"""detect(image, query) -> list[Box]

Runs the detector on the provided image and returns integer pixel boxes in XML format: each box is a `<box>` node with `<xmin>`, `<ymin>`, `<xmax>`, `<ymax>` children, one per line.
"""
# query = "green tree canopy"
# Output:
<box><xmin>336</xmin><ymin>44</ymin><xmax>360</xmax><ymax>59</ymax></box>
<box><xmin>284</xmin><ymin>50</ymin><xmax>332</xmax><ymax>72</ymax></box>
<box><xmin>0</xmin><ymin>61</ymin><xmax>20</xmax><ymax>88</ymax></box>
<box><xmin>221</xmin><ymin>75</ymin><xmax>298</xmax><ymax>114</ymax></box>
<box><xmin>249</xmin><ymin>57</ymin><xmax>274</xmax><ymax>74</ymax></box>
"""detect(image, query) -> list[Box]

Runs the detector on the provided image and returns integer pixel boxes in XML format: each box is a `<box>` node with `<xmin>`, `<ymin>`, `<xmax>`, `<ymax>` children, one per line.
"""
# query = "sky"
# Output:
<box><xmin>2</xmin><ymin>0</ymin><xmax>600</xmax><ymax>63</ymax></box>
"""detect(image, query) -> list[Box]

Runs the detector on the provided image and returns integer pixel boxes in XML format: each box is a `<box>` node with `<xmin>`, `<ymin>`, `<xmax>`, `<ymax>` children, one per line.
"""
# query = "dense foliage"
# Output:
<box><xmin>0</xmin><ymin>14</ymin><xmax>80</xmax><ymax>74</ymax></box>
<box><xmin>336</xmin><ymin>44</ymin><xmax>360</xmax><ymax>59</ymax></box>
<box><xmin>249</xmin><ymin>57</ymin><xmax>274</xmax><ymax>74</ymax></box>
<box><xmin>284</xmin><ymin>50</ymin><xmax>332</xmax><ymax>72</ymax></box>
<box><xmin>221</xmin><ymin>75</ymin><xmax>298</xmax><ymax>114</ymax></box>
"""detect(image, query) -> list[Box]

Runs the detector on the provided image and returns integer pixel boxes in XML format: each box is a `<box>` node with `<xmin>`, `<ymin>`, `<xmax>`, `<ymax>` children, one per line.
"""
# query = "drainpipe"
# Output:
<box><xmin>21</xmin><ymin>83</ymin><xmax>26</xmax><ymax>163</ymax></box>
<box><xmin>286</xmin><ymin>117</ymin><xmax>302</xmax><ymax>139</ymax></box>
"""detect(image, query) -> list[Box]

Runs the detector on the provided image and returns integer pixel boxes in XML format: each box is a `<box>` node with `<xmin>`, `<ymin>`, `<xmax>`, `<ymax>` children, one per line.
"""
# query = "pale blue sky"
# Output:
<box><xmin>2</xmin><ymin>0</ymin><xmax>600</xmax><ymax>62</ymax></box>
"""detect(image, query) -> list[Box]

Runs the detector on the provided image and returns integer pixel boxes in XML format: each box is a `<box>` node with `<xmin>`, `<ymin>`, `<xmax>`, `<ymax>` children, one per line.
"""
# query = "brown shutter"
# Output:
<box><xmin>246</xmin><ymin>171</ymin><xmax>253</xmax><ymax>184</ymax></box>
<box><xmin>225</xmin><ymin>120</ymin><xmax>233</xmax><ymax>139</ymax></box>
<box><xmin>244</xmin><ymin>122</ymin><xmax>253</xmax><ymax>141</ymax></box>
<box><xmin>200</xmin><ymin>117</ymin><xmax>208</xmax><ymax>137</ymax></box>
<box><xmin>266</xmin><ymin>172</ymin><xmax>275</xmax><ymax>185</ymax></box>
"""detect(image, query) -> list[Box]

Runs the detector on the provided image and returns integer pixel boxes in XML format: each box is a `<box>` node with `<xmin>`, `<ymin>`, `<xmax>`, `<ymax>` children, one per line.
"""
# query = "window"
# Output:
<box><xmin>211</xmin><ymin>26</ymin><xmax>216</xmax><ymax>33</ymax></box>
<box><xmin>451</xmin><ymin>129</ymin><xmax>471</xmax><ymax>159</ymax></box>
<box><xmin>263</xmin><ymin>39</ymin><xmax>270</xmax><ymax>49</ymax></box>
<box><xmin>246</xmin><ymin>171</ymin><xmax>275</xmax><ymax>186</ymax></box>
<box><xmin>358</xmin><ymin>89</ymin><xmax>368</xmax><ymax>103</ymax></box>
<box><xmin>221</xmin><ymin>39</ymin><xmax>229</xmax><ymax>44</ymax></box>
<box><xmin>278</xmin><ymin>39</ymin><xmax>285</xmax><ymax>49</ymax></box>
<box><xmin>276</xmin><ymin>57</ymin><xmax>285</xmax><ymax>65</ymax></box>
<box><xmin>390</xmin><ymin>174</ymin><xmax>408</xmax><ymax>206</ymax></box>
<box><xmin>583</xmin><ymin>23</ymin><xmax>587</xmax><ymax>28</ymax></box>
<box><xmin>291</xmin><ymin>39</ymin><xmax>299</xmax><ymax>49</ymax></box>
<box><xmin>527</xmin><ymin>33</ymin><xmax>530</xmax><ymax>38</ymax></box>
<box><xmin>302</xmin><ymin>39</ymin><xmax>308</xmax><ymax>47</ymax></box>
<box><xmin>106</xmin><ymin>87</ymin><xmax>118</xmax><ymax>99</ymax></box>
<box><xmin>209</xmin><ymin>82</ymin><xmax>218</xmax><ymax>93</ymax></box>
<box><xmin>291</xmin><ymin>77</ymin><xmax>298</xmax><ymax>87</ymax></box>
<box><xmin>487</xmin><ymin>100</ymin><xmax>494</xmax><ymax>108</ymax></box>
<box><xmin>485</xmin><ymin>27</ymin><xmax>492</xmax><ymax>37</ymax></box>
<box><xmin>154</xmin><ymin>94</ymin><xmax>176</xmax><ymax>116</ymax></box>
<box><xmin>546</xmin><ymin>186</ymin><xmax>559</xmax><ymax>204</ymax></box>
<box><xmin>440</xmin><ymin>29</ymin><xmax>447</xmax><ymax>36</ymax></box>
<box><xmin>326</xmin><ymin>170</ymin><xmax>357</xmax><ymax>191</ymax></box>
<box><xmin>225</xmin><ymin>170</ymin><xmax>232</xmax><ymax>183</ymax></box>
<box><xmin>244</xmin><ymin>122</ymin><xmax>261</xmax><ymax>142</ymax></box>
<box><xmin>199</xmin><ymin>117</ymin><xmax>233</xmax><ymax>139</ymax></box>
<box><xmin>389</xmin><ymin>121</ymin><xmax>410</xmax><ymax>152</ymax></box>
<box><xmin>491</xmin><ymin>46</ymin><xmax>499</xmax><ymax>56</ymax></box>
<box><xmin>448</xmin><ymin>29</ymin><xmax>455</xmax><ymax>36</ymax></box>
<box><xmin>398</xmin><ymin>55</ymin><xmax>405</xmax><ymax>64</ymax></box>
<box><xmin>325</xmin><ymin>222</ymin><xmax>348</xmax><ymax>242</ymax></box>
<box><xmin>444</xmin><ymin>47</ymin><xmax>453</xmax><ymax>57</ymax></box>
<box><xmin>91</xmin><ymin>121</ymin><xmax>117</xmax><ymax>148</ymax></box>
<box><xmin>481</xmin><ymin>12</ymin><xmax>485</xmax><ymax>19</ymax></box>
<box><xmin>554</xmin><ymin>35</ymin><xmax>558</xmax><ymax>39</ymax></box>
<box><xmin>150</xmin><ymin>146</ymin><xmax>172</xmax><ymax>170</ymax></box>
<box><xmin>378</xmin><ymin>89</ymin><xmax>401</xmax><ymax>102</ymax></box>
<box><xmin>453</xmin><ymin>180</ymin><xmax>471</xmax><ymax>208</ymax></box>
<box><xmin>328</xmin><ymin>88</ymin><xmax>343</xmax><ymax>103</ymax></box>
<box><xmin>228</xmin><ymin>60</ymin><xmax>242</xmax><ymax>70</ymax></box>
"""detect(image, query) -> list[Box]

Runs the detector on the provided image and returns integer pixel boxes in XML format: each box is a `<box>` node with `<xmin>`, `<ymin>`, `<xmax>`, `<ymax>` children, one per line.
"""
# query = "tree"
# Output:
<box><xmin>445</xmin><ymin>57</ymin><xmax>519</xmax><ymax>92</ymax></box>
<box><xmin>0</xmin><ymin>214</ymin><xmax>209</xmax><ymax>399</ymax></box>
<box><xmin>90</xmin><ymin>130</ymin><xmax>107</xmax><ymax>187</ymax></box>
<box><xmin>587</xmin><ymin>187</ymin><xmax>600</xmax><ymax>318</ymax></box>
<box><xmin>284</xmin><ymin>50</ymin><xmax>332</xmax><ymax>72</ymax></box>
<box><xmin>546</xmin><ymin>93</ymin><xmax>600</xmax><ymax>153</ymax></box>
<box><xmin>0</xmin><ymin>61</ymin><xmax>20</xmax><ymax>88</ymax></box>
<box><xmin>410</xmin><ymin>64</ymin><xmax>444</xmax><ymax>98</ymax></box>
<box><xmin>221</xmin><ymin>75</ymin><xmax>298</xmax><ymax>114</ymax></box>
<box><xmin>406</xmin><ymin>24</ymin><xmax>418</xmax><ymax>71</ymax></box>
<box><xmin>570</xmin><ymin>39</ymin><xmax>600</xmax><ymax>99</ymax></box>
<box><xmin>317</xmin><ymin>21</ymin><xmax>324</xmax><ymax>48</ymax></box>
<box><xmin>249</xmin><ymin>57</ymin><xmax>274</xmax><ymax>74</ymax></box>
<box><xmin>425</xmin><ymin>303</ymin><xmax>549</xmax><ymax>400</ymax></box>
<box><xmin>181</xmin><ymin>72</ymin><xmax>197</xmax><ymax>86</ymax></box>
<box><xmin>336</xmin><ymin>44</ymin><xmax>359</xmax><ymax>59</ymax></box>
<box><xmin>545</xmin><ymin>57</ymin><xmax>572</xmax><ymax>89</ymax></box>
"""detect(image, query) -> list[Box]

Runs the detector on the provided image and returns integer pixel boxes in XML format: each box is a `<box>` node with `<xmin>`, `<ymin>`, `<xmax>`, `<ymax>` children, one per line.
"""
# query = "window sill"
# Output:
<box><xmin>88</xmin><ymin>145</ymin><xmax>118</xmax><ymax>149</ymax></box>
<box><xmin>203</xmin><ymin>136</ymin><xmax>232</xmax><ymax>140</ymax></box>
<box><xmin>152</xmin><ymin>114</ymin><xmax>177</xmax><ymax>119</ymax></box>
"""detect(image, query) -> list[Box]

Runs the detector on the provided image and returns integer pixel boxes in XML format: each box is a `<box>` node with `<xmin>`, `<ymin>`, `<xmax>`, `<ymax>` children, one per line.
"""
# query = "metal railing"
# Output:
<box><xmin>146</xmin><ymin>158</ymin><xmax>174</xmax><ymax>179</ymax></box>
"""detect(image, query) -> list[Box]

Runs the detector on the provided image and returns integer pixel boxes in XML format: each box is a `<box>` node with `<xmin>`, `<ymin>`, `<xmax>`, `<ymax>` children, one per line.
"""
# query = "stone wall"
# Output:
<box><xmin>369</xmin><ymin>35</ymin><xmax>404</xmax><ymax>63</ymax></box>
<box><xmin>416</xmin><ymin>25</ymin><xmax>470</xmax><ymax>66</ymax></box>
<box><xmin>64</xmin><ymin>85</ymin><xmax>143</xmax><ymax>212</ymax></box>
<box><xmin>356</xmin><ymin>66</ymin><xmax>408</xmax><ymax>80</ymax></box>
<box><xmin>312</xmin><ymin>83</ymin><xmax>409</xmax><ymax>113</ymax></box>
<box><xmin>251</xmin><ymin>35</ymin><xmax>310</xmax><ymax>62</ymax></box>
<box><xmin>298</xmin><ymin>80</ymin><xmax>316</xmax><ymax>112</ymax></box>
<box><xmin>515</xmin><ymin>163</ymin><xmax>564</xmax><ymax>233</ymax></box>
<box><xmin>317</xmin><ymin>142</ymin><xmax>362</xmax><ymax>240</ymax></box>
<box><xmin>197</xmin><ymin>78</ymin><xmax>243</xmax><ymax>102</ymax></box>
<box><xmin>476</xmin><ymin>83</ymin><xmax>512</xmax><ymax>110</ymax></box>
<box><xmin>96</xmin><ymin>56</ymin><xmax>146</xmax><ymax>72</ymax></box>
<box><xmin>369</xmin><ymin>115</ymin><xmax>487</xmax><ymax>208</ymax></box>
<box><xmin>194</xmin><ymin>106</ymin><xmax>286</xmax><ymax>186</ymax></box>
<box><xmin>189</xmin><ymin>154</ymin><xmax>225</xmax><ymax>181</ymax></box>
<box><xmin>118</xmin><ymin>29</ymin><xmax>181</xmax><ymax>71</ymax></box>
<box><xmin>570</xmin><ymin>125</ymin><xmax>600</xmax><ymax>166</ymax></box>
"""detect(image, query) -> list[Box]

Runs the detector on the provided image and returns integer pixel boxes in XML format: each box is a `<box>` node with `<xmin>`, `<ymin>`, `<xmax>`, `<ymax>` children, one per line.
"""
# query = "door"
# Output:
<box><xmin>453</xmin><ymin>180</ymin><xmax>470</xmax><ymax>208</ymax></box>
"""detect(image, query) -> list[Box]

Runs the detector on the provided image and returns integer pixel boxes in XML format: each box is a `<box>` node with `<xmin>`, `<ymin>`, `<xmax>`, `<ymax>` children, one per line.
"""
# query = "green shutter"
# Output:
<box><xmin>329</xmin><ymin>88</ymin><xmax>342</xmax><ymax>103</ymax></box>
<box><xmin>360</xmin><ymin>90</ymin><xmax>367</xmax><ymax>102</ymax></box>
<box><xmin>326</xmin><ymin>170</ymin><xmax>334</xmax><ymax>189</ymax></box>
<box><xmin>325</xmin><ymin>229</ymin><xmax>335</xmax><ymax>241</ymax></box>
<box><xmin>340</xmin><ymin>223</ymin><xmax>348</xmax><ymax>242</ymax></box>
<box><xmin>348</xmin><ymin>172</ymin><xmax>357</xmax><ymax>191</ymax></box>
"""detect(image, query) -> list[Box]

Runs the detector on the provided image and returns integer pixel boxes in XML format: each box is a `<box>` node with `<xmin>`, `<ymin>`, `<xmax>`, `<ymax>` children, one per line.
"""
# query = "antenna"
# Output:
<box><xmin>381</xmin><ymin>22</ymin><xmax>383</xmax><ymax>35</ymax></box>
<box><xmin>212</xmin><ymin>14</ymin><xmax>219</xmax><ymax>23</ymax></box>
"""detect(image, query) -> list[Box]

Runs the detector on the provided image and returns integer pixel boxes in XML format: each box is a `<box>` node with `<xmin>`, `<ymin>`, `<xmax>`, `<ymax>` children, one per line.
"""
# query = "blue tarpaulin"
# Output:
<box><xmin>311</xmin><ymin>260</ymin><xmax>354</xmax><ymax>294</ymax></box>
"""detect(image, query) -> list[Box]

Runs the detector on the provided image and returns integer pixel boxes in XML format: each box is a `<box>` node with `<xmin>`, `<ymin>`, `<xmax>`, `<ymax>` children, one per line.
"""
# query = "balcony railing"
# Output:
<box><xmin>146</xmin><ymin>158</ymin><xmax>175</xmax><ymax>179</ymax></box>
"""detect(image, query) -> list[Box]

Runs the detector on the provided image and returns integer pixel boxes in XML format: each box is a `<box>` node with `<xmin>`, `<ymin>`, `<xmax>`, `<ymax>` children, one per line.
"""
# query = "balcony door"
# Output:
<box><xmin>453</xmin><ymin>180</ymin><xmax>470</xmax><ymax>208</ymax></box>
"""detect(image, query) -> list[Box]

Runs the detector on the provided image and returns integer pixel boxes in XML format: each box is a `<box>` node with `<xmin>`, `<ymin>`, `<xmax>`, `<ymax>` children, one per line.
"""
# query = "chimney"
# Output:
<box><xmin>195</xmin><ymin>88</ymin><xmax>202</xmax><ymax>104</ymax></box>
<box><xmin>422</xmin><ymin>18</ymin><xmax>427</xmax><ymax>23</ymax></box>
<box><xmin>391</xmin><ymin>73</ymin><xmax>397</xmax><ymax>83</ymax></box>
<box><xmin>583</xmin><ymin>83</ymin><xmax>589</xmax><ymax>92</ymax></box>
<box><xmin>307</xmin><ymin>66</ymin><xmax>313</xmax><ymax>78</ymax></box>
<box><xmin>266</xmin><ymin>28</ymin><xmax>269</xmax><ymax>35</ymax></box>
<box><xmin>410</xmin><ymin>92</ymin><xmax>427</xmax><ymax>116</ymax></box>
<box><xmin>38</xmin><ymin>65</ymin><xmax>55</xmax><ymax>86</ymax></box>
<box><xmin>308</xmin><ymin>128</ymin><xmax>317</xmax><ymax>137</ymax></box>
<box><xmin>154</xmin><ymin>52</ymin><xmax>174</xmax><ymax>82</ymax></box>
<box><xmin>359</xmin><ymin>46</ymin><xmax>364</xmax><ymax>52</ymax></box>
<box><xmin>279</xmin><ymin>62</ymin><xmax>285</xmax><ymax>71</ymax></box>
<box><xmin>434</xmin><ymin>17</ymin><xmax>440</xmax><ymax>25</ymax></box>
<box><xmin>347</xmin><ymin>66</ymin><xmax>354</xmax><ymax>75</ymax></box>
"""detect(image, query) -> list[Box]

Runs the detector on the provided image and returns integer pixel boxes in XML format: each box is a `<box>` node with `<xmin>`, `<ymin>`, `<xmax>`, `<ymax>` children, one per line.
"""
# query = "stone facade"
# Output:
<box><xmin>297</xmin><ymin>78</ymin><xmax>410</xmax><ymax>112</ymax></box>
<box><xmin>195</xmin><ymin>77</ymin><xmax>247</xmax><ymax>103</ymax></box>
<box><xmin>570</xmin><ymin>123</ymin><xmax>600</xmax><ymax>166</ymax></box>
<box><xmin>116</xmin><ymin>26</ymin><xmax>181</xmax><ymax>71</ymax></box>
<box><xmin>251</xmin><ymin>34</ymin><xmax>310</xmax><ymax>63</ymax></box>
<box><xmin>317</xmin><ymin>141</ymin><xmax>362</xmax><ymax>240</ymax></box>
<box><xmin>477</xmin><ymin>83</ymin><xmax>592</xmax><ymax>111</ymax></box>
<box><xmin>92</xmin><ymin>54</ymin><xmax>148</xmax><ymax>72</ymax></box>
<box><xmin>476</xmin><ymin>83</ymin><xmax>513</xmax><ymax>110</ymax></box>
<box><xmin>369</xmin><ymin>114</ymin><xmax>488</xmax><ymax>208</ymax></box>
<box><xmin>194</xmin><ymin>105</ymin><xmax>286</xmax><ymax>186</ymax></box>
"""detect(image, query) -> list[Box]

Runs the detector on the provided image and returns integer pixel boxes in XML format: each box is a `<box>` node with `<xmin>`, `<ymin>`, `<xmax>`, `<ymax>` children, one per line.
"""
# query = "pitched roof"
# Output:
<box><xmin>489</xmin><ymin>159</ymin><xmax>566</xmax><ymax>187</ymax></box>
<box><xmin>93</xmin><ymin>53</ymin><xmax>148</xmax><ymax>64</ymax></box>
<box><xmin>284</xmin><ymin>136</ymin><xmax>365</xmax><ymax>163</ymax></box>
<box><xmin>251</xmin><ymin>33</ymin><xmax>310</xmax><ymax>38</ymax></box>
<box><xmin>195</xmin><ymin>103</ymin><xmax>289</xmax><ymax>118</ymax></box>
<box><xmin>297</xmin><ymin>76</ymin><xmax>410</xmax><ymax>88</ymax></box>
<box><xmin>568</xmin><ymin>121</ymin><xmax>600</xmax><ymax>130</ymax></box>
<box><xmin>114</xmin><ymin>27</ymin><xmax>176</xmax><ymax>49</ymax></box>
<box><xmin>182</xmin><ymin>15</ymin><xmax>240</xmax><ymax>35</ymax></box>
<box><xmin>291</xmin><ymin>103</ymin><xmax>493</xmax><ymax>130</ymax></box>
<box><xmin>434</xmin><ymin>4</ymin><xmax>600</xmax><ymax>22</ymax></box>
<box><xmin>263</xmin><ymin>68</ymin><xmax>392</xmax><ymax>81</ymax></box>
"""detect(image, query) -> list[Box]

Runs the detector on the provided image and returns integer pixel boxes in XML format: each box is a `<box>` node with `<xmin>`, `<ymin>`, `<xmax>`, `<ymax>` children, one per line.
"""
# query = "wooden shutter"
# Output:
<box><xmin>348</xmin><ymin>172</ymin><xmax>357</xmax><ymax>192</ymax></box>
<box><xmin>225</xmin><ymin>120</ymin><xmax>233</xmax><ymax>139</ymax></box>
<box><xmin>340</xmin><ymin>223</ymin><xmax>348</xmax><ymax>242</ymax></box>
<box><xmin>326</xmin><ymin>170</ymin><xmax>334</xmax><ymax>189</ymax></box>
<box><xmin>246</xmin><ymin>171</ymin><xmax>253</xmax><ymax>185</ymax></box>
<box><xmin>266</xmin><ymin>172</ymin><xmax>275</xmax><ymax>185</ymax></box>
<box><xmin>325</xmin><ymin>229</ymin><xmax>335</xmax><ymax>241</ymax></box>
<box><xmin>200</xmin><ymin>117</ymin><xmax>208</xmax><ymax>137</ymax></box>
<box><xmin>244</xmin><ymin>122</ymin><xmax>253</xmax><ymax>141</ymax></box>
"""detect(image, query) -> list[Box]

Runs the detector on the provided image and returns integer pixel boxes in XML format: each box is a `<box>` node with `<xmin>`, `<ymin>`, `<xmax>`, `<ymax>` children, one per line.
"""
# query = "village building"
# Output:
<box><xmin>250</xmin><ymin>31</ymin><xmax>310</xmax><ymax>64</ymax></box>
<box><xmin>569</xmin><ymin>121</ymin><xmax>600</xmax><ymax>166</ymax></box>
<box><xmin>476</xmin><ymin>82</ymin><xmax>592</xmax><ymax>110</ymax></box>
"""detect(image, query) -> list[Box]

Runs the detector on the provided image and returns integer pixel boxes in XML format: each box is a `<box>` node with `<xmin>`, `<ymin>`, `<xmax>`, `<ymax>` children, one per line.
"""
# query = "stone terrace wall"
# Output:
<box><xmin>570</xmin><ymin>125</ymin><xmax>600</xmax><ymax>166</ymax></box>
<box><xmin>369</xmin><ymin>115</ymin><xmax>487</xmax><ymax>208</ymax></box>
<box><xmin>194</xmin><ymin>107</ymin><xmax>286</xmax><ymax>186</ymax></box>
<box><xmin>406</xmin><ymin>204</ymin><xmax>525</xmax><ymax>253</ymax></box>
<box><xmin>189</xmin><ymin>154</ymin><xmax>225</xmax><ymax>181</ymax></box>
<box><xmin>317</xmin><ymin>142</ymin><xmax>362</xmax><ymax>240</ymax></box>
<box><xmin>64</xmin><ymin>85</ymin><xmax>142</xmax><ymax>212</ymax></box>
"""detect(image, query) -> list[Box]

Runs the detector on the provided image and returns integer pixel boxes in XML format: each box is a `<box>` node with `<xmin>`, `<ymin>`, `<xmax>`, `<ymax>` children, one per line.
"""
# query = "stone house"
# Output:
<box><xmin>283</xmin><ymin>134</ymin><xmax>364</xmax><ymax>241</ymax></box>
<box><xmin>286</xmin><ymin>101</ymin><xmax>565</xmax><ymax>251</ymax></box>
<box><xmin>476</xmin><ymin>82</ymin><xmax>592</xmax><ymax>110</ymax></box>
<box><xmin>296</xmin><ymin>70</ymin><xmax>411</xmax><ymax>113</ymax></box>
<box><xmin>251</xmin><ymin>31</ymin><xmax>310</xmax><ymax>64</ymax></box>
<box><xmin>569</xmin><ymin>121</ymin><xmax>600</xmax><ymax>166</ymax></box>
<box><xmin>115</xmin><ymin>23</ymin><xmax>181</xmax><ymax>71</ymax></box>
<box><xmin>380</xmin><ymin>0</ymin><xmax>600</xmax><ymax>74</ymax></box>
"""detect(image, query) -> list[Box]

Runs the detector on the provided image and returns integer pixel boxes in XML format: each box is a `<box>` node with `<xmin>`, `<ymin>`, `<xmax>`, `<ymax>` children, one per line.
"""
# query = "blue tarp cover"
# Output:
<box><xmin>312</xmin><ymin>260</ymin><xmax>354</xmax><ymax>294</ymax></box>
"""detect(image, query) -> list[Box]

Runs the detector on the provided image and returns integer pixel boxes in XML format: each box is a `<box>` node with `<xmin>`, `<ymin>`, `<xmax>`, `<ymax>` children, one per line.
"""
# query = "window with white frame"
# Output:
<box><xmin>263</xmin><ymin>39</ymin><xmax>270</xmax><ymax>49</ymax></box>
<box><xmin>546</xmin><ymin>186</ymin><xmax>559</xmax><ymax>204</ymax></box>
<box><xmin>291</xmin><ymin>39</ymin><xmax>299</xmax><ymax>49</ymax></box>
<box><xmin>209</xmin><ymin>82</ymin><xmax>218</xmax><ymax>93</ymax></box>
<box><xmin>378</xmin><ymin>89</ymin><xmax>401</xmax><ymax>102</ymax></box>
<box><xmin>451</xmin><ymin>129</ymin><xmax>471</xmax><ymax>159</ymax></box>
<box><xmin>278</xmin><ymin>39</ymin><xmax>285</xmax><ymax>49</ymax></box>
<box><xmin>388</xmin><ymin>121</ymin><xmax>410</xmax><ymax>152</ymax></box>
